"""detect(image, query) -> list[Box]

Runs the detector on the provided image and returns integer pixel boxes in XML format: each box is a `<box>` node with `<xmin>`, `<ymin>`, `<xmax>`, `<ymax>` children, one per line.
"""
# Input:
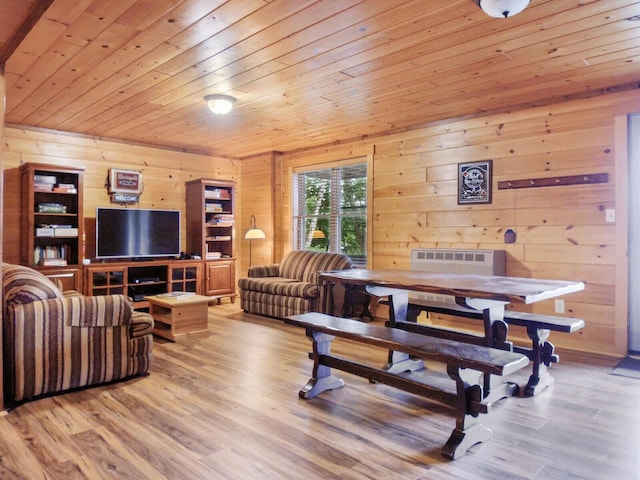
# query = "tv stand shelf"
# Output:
<box><xmin>84</xmin><ymin>259</ymin><xmax>203</xmax><ymax>308</ymax></box>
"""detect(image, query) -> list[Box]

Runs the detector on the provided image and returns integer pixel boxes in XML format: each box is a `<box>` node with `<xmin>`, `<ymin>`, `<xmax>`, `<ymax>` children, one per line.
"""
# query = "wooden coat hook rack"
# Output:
<box><xmin>497</xmin><ymin>172</ymin><xmax>608</xmax><ymax>190</ymax></box>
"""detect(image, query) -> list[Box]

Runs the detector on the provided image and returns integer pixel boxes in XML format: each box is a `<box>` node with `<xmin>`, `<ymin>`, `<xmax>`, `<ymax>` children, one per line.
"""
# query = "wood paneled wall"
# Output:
<box><xmin>238</xmin><ymin>152</ymin><xmax>275</xmax><ymax>273</ymax></box>
<box><xmin>241</xmin><ymin>89</ymin><xmax>640</xmax><ymax>357</ymax></box>
<box><xmin>3</xmin><ymin>88</ymin><xmax>639</xmax><ymax>356</ymax></box>
<box><xmin>2</xmin><ymin>127</ymin><xmax>239</xmax><ymax>265</ymax></box>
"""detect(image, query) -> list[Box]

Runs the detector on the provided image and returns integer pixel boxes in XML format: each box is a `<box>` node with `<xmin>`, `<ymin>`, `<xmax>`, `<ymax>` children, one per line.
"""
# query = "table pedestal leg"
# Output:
<box><xmin>384</xmin><ymin>291</ymin><xmax>424</xmax><ymax>374</ymax></box>
<box><xmin>522</xmin><ymin>327</ymin><xmax>558</xmax><ymax>396</ymax></box>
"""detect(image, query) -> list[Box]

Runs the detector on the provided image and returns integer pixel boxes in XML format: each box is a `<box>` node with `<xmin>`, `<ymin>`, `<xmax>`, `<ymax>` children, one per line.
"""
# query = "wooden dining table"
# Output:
<box><xmin>319</xmin><ymin>268</ymin><xmax>585</xmax><ymax>400</ymax></box>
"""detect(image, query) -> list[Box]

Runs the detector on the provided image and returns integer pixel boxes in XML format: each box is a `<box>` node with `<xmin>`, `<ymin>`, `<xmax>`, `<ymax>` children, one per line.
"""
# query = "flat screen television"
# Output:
<box><xmin>96</xmin><ymin>208</ymin><xmax>181</xmax><ymax>259</ymax></box>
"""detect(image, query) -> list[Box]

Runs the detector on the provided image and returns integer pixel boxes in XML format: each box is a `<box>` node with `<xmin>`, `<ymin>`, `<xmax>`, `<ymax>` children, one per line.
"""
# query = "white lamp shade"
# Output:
<box><xmin>205</xmin><ymin>94</ymin><xmax>236</xmax><ymax>114</ymax></box>
<box><xmin>478</xmin><ymin>0</ymin><xmax>529</xmax><ymax>18</ymax></box>
<box><xmin>245</xmin><ymin>228</ymin><xmax>266</xmax><ymax>239</ymax></box>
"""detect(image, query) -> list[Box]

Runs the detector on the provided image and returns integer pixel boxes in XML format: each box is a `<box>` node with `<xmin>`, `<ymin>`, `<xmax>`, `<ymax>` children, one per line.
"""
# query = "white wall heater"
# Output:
<box><xmin>410</xmin><ymin>248</ymin><xmax>506</xmax><ymax>275</ymax></box>
<box><xmin>409</xmin><ymin>248</ymin><xmax>506</xmax><ymax>303</ymax></box>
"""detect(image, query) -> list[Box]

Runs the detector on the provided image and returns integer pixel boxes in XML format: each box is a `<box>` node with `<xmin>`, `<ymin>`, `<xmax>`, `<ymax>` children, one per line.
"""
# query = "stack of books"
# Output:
<box><xmin>38</xmin><ymin>203</ymin><xmax>67</xmax><ymax>213</ymax></box>
<box><xmin>205</xmin><ymin>203</ymin><xmax>223</xmax><ymax>212</ymax></box>
<box><xmin>34</xmin><ymin>245</ymin><xmax>69</xmax><ymax>266</ymax></box>
<box><xmin>210</xmin><ymin>214</ymin><xmax>234</xmax><ymax>226</ymax></box>
<box><xmin>204</xmin><ymin>189</ymin><xmax>229</xmax><ymax>199</ymax></box>
<box><xmin>53</xmin><ymin>183</ymin><xmax>77</xmax><ymax>193</ymax></box>
<box><xmin>34</xmin><ymin>174</ymin><xmax>57</xmax><ymax>192</ymax></box>
<box><xmin>206</xmin><ymin>249</ymin><xmax>222</xmax><ymax>259</ymax></box>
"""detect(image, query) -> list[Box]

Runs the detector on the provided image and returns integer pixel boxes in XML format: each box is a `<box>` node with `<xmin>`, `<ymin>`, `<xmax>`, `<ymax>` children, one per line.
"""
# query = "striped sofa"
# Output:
<box><xmin>2</xmin><ymin>263</ymin><xmax>153</xmax><ymax>403</ymax></box>
<box><xmin>238</xmin><ymin>250</ymin><xmax>353</xmax><ymax>319</ymax></box>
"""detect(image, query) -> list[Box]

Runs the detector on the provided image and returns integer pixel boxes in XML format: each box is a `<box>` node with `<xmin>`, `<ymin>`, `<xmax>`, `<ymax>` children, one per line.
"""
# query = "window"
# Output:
<box><xmin>293</xmin><ymin>161</ymin><xmax>367</xmax><ymax>267</ymax></box>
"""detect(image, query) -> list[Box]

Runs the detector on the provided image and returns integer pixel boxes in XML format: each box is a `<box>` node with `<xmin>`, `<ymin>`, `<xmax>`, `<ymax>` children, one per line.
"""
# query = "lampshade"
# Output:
<box><xmin>310</xmin><ymin>230</ymin><xmax>326</xmax><ymax>239</ymax></box>
<box><xmin>204</xmin><ymin>94</ymin><xmax>236</xmax><ymax>115</ymax></box>
<box><xmin>245</xmin><ymin>215</ymin><xmax>266</xmax><ymax>239</ymax></box>
<box><xmin>474</xmin><ymin>0</ymin><xmax>529</xmax><ymax>18</ymax></box>
<box><xmin>245</xmin><ymin>228</ymin><xmax>266</xmax><ymax>239</ymax></box>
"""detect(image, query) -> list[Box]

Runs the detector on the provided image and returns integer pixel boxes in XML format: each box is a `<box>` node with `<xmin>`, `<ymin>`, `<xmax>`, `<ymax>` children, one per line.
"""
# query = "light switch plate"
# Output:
<box><xmin>606</xmin><ymin>209</ymin><xmax>615</xmax><ymax>223</ymax></box>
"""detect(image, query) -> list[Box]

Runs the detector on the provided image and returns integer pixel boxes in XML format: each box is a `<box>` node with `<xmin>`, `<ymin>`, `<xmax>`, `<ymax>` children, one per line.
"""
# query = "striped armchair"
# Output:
<box><xmin>2</xmin><ymin>263</ymin><xmax>153</xmax><ymax>403</ymax></box>
<box><xmin>238</xmin><ymin>250</ymin><xmax>353</xmax><ymax>319</ymax></box>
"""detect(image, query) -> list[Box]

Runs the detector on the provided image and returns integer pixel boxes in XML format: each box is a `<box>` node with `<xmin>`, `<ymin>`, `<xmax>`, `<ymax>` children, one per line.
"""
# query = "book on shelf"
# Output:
<box><xmin>34</xmin><ymin>183</ymin><xmax>54</xmax><ymax>192</ymax></box>
<box><xmin>208</xmin><ymin>214</ymin><xmax>234</xmax><ymax>226</ymax></box>
<box><xmin>53</xmin><ymin>186</ymin><xmax>77</xmax><ymax>193</ymax></box>
<box><xmin>34</xmin><ymin>174</ymin><xmax>57</xmax><ymax>184</ymax></box>
<box><xmin>38</xmin><ymin>203</ymin><xmax>67</xmax><ymax>213</ymax></box>
<box><xmin>34</xmin><ymin>244</ymin><xmax>71</xmax><ymax>265</ymax></box>
<box><xmin>204</xmin><ymin>189</ymin><xmax>230</xmax><ymax>199</ymax></box>
<box><xmin>40</xmin><ymin>258</ymin><xmax>68</xmax><ymax>266</ymax></box>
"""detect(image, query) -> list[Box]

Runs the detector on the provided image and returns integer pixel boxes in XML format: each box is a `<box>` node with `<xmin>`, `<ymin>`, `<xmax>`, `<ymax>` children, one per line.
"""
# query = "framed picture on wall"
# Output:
<box><xmin>108</xmin><ymin>168</ymin><xmax>143</xmax><ymax>195</ymax></box>
<box><xmin>458</xmin><ymin>160</ymin><xmax>492</xmax><ymax>204</ymax></box>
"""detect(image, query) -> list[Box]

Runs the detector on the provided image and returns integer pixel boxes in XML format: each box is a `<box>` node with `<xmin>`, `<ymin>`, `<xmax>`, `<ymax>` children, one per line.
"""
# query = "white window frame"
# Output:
<box><xmin>292</xmin><ymin>158</ymin><xmax>368</xmax><ymax>267</ymax></box>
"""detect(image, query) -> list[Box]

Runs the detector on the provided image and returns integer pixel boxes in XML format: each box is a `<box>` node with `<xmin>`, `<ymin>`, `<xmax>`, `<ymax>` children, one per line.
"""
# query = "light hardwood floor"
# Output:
<box><xmin>0</xmin><ymin>303</ymin><xmax>638</xmax><ymax>480</ymax></box>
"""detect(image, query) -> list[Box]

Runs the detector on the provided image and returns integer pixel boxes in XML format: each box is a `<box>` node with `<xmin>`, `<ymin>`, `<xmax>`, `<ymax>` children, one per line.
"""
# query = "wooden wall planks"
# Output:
<box><xmin>1</xmin><ymin>87</ymin><xmax>638</xmax><ymax>356</ymax></box>
<box><xmin>247</xmin><ymin>89</ymin><xmax>637</xmax><ymax>357</ymax></box>
<box><xmin>238</xmin><ymin>152</ymin><xmax>275</xmax><ymax>272</ymax></box>
<box><xmin>1</xmin><ymin>127</ymin><xmax>239</xmax><ymax>268</ymax></box>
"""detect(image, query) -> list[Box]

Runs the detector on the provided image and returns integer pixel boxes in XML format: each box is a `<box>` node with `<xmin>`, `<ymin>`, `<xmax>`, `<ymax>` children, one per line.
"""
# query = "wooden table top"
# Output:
<box><xmin>320</xmin><ymin>269</ymin><xmax>585</xmax><ymax>305</ymax></box>
<box><xmin>144</xmin><ymin>293</ymin><xmax>213</xmax><ymax>306</ymax></box>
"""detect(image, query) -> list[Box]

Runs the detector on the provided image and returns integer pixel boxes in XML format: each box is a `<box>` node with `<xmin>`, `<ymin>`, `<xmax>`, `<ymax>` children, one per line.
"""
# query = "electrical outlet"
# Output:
<box><xmin>606</xmin><ymin>209</ymin><xmax>615</xmax><ymax>223</ymax></box>
<box><xmin>555</xmin><ymin>299</ymin><xmax>565</xmax><ymax>314</ymax></box>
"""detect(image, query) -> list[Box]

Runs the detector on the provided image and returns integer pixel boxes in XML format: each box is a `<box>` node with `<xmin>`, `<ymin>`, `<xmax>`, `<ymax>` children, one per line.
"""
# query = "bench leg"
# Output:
<box><xmin>299</xmin><ymin>330</ymin><xmax>345</xmax><ymax>399</ymax></box>
<box><xmin>384</xmin><ymin>291</ymin><xmax>425</xmax><ymax>374</ymax></box>
<box><xmin>522</xmin><ymin>327</ymin><xmax>559</xmax><ymax>397</ymax></box>
<box><xmin>442</xmin><ymin>365</ymin><xmax>493</xmax><ymax>460</ymax></box>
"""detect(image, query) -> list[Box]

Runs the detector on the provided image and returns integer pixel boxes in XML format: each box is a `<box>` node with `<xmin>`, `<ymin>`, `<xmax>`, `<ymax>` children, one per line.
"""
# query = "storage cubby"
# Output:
<box><xmin>84</xmin><ymin>260</ymin><xmax>204</xmax><ymax>309</ymax></box>
<box><xmin>169</xmin><ymin>261</ymin><xmax>201</xmax><ymax>293</ymax></box>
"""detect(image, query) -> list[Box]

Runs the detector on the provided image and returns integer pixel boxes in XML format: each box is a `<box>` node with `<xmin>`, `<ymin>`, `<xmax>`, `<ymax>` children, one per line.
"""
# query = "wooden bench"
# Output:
<box><xmin>285</xmin><ymin>312</ymin><xmax>529</xmax><ymax>460</ymax></box>
<box><xmin>389</xmin><ymin>296</ymin><xmax>585</xmax><ymax>396</ymax></box>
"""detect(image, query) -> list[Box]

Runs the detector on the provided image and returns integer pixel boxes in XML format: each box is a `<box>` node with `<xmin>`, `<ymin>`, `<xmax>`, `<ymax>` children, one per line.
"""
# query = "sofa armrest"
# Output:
<box><xmin>248</xmin><ymin>263</ymin><xmax>280</xmax><ymax>278</ymax></box>
<box><xmin>131</xmin><ymin>310</ymin><xmax>154</xmax><ymax>337</ymax></box>
<box><xmin>16</xmin><ymin>294</ymin><xmax>134</xmax><ymax>328</ymax></box>
<box><xmin>62</xmin><ymin>290</ymin><xmax>83</xmax><ymax>298</ymax></box>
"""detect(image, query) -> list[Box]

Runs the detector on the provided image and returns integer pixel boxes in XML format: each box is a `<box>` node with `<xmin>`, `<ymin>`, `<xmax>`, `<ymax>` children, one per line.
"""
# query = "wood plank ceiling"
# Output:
<box><xmin>1</xmin><ymin>0</ymin><xmax>640</xmax><ymax>158</ymax></box>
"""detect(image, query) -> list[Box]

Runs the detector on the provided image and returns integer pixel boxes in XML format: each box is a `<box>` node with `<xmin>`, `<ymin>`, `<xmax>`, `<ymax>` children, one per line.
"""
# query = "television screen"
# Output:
<box><xmin>96</xmin><ymin>208</ymin><xmax>181</xmax><ymax>259</ymax></box>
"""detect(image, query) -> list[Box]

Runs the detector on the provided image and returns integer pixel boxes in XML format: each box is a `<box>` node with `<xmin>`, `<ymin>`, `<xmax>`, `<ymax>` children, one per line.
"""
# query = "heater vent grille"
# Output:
<box><xmin>410</xmin><ymin>248</ymin><xmax>506</xmax><ymax>276</ymax></box>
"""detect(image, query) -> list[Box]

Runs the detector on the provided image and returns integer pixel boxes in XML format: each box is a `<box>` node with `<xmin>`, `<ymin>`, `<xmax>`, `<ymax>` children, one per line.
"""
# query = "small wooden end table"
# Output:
<box><xmin>145</xmin><ymin>293</ymin><xmax>212</xmax><ymax>341</ymax></box>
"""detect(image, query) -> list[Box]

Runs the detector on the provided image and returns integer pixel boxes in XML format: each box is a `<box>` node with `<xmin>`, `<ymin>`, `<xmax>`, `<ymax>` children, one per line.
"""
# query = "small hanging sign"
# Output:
<box><xmin>112</xmin><ymin>193</ymin><xmax>140</xmax><ymax>204</ymax></box>
<box><xmin>108</xmin><ymin>168</ymin><xmax>143</xmax><ymax>194</ymax></box>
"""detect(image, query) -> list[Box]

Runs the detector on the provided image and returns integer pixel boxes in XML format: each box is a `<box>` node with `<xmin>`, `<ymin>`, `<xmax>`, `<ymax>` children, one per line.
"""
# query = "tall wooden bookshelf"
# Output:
<box><xmin>185</xmin><ymin>178</ymin><xmax>236</xmax><ymax>302</ymax></box>
<box><xmin>20</xmin><ymin>163</ymin><xmax>85</xmax><ymax>290</ymax></box>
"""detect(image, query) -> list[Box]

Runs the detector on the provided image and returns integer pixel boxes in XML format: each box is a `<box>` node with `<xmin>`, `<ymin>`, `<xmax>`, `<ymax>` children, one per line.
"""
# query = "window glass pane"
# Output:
<box><xmin>303</xmin><ymin>172</ymin><xmax>330</xmax><ymax>216</ymax></box>
<box><xmin>340</xmin><ymin>216</ymin><xmax>366</xmax><ymax>256</ymax></box>
<box><xmin>304</xmin><ymin>217</ymin><xmax>329</xmax><ymax>251</ymax></box>
<box><xmin>339</xmin><ymin>164</ymin><xmax>367</xmax><ymax>215</ymax></box>
<box><xmin>293</xmin><ymin>161</ymin><xmax>367</xmax><ymax>266</ymax></box>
